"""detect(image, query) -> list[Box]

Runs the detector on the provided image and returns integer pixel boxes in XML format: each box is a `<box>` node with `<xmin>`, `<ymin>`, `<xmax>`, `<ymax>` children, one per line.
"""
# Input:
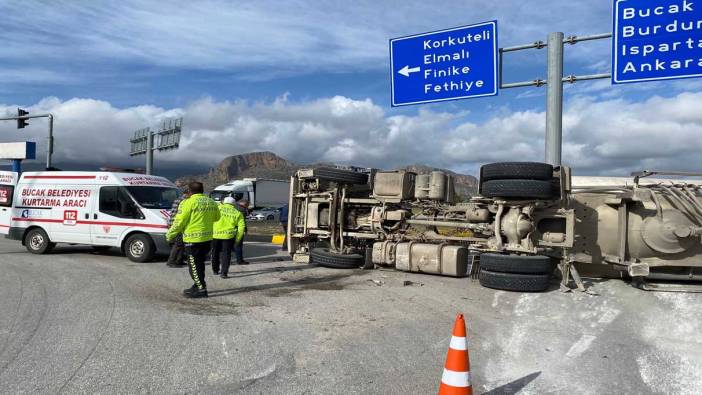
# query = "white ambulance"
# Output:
<box><xmin>0</xmin><ymin>171</ymin><xmax>180</xmax><ymax>262</ymax></box>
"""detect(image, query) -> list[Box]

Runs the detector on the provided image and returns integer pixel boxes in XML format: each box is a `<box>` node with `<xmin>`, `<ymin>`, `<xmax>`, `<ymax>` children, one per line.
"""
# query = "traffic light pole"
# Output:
<box><xmin>0</xmin><ymin>113</ymin><xmax>55</xmax><ymax>170</ymax></box>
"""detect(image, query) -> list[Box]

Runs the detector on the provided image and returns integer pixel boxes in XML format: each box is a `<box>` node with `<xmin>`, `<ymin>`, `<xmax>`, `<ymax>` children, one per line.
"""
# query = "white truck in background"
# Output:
<box><xmin>210</xmin><ymin>178</ymin><xmax>290</xmax><ymax>209</ymax></box>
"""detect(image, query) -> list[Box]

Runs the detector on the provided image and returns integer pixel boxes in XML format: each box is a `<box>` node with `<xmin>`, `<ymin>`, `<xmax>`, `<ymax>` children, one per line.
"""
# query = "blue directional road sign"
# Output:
<box><xmin>390</xmin><ymin>21</ymin><xmax>498</xmax><ymax>106</ymax></box>
<box><xmin>613</xmin><ymin>0</ymin><xmax>702</xmax><ymax>84</ymax></box>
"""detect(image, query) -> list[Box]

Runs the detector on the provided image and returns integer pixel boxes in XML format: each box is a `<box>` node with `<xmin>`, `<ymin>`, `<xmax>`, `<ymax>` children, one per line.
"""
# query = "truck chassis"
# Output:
<box><xmin>287</xmin><ymin>163</ymin><xmax>702</xmax><ymax>292</ymax></box>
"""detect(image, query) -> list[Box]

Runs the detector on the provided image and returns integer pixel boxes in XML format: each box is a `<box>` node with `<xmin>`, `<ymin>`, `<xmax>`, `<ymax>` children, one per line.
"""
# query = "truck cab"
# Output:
<box><xmin>210</xmin><ymin>178</ymin><xmax>290</xmax><ymax>209</ymax></box>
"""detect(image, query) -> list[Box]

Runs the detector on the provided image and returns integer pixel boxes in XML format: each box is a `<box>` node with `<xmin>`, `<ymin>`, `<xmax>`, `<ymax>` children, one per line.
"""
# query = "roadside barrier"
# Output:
<box><xmin>438</xmin><ymin>313</ymin><xmax>472</xmax><ymax>395</ymax></box>
<box><xmin>271</xmin><ymin>233</ymin><xmax>285</xmax><ymax>245</ymax></box>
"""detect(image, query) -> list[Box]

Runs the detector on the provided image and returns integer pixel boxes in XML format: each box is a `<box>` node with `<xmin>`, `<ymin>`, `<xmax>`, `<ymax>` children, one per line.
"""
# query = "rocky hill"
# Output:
<box><xmin>399</xmin><ymin>164</ymin><xmax>478</xmax><ymax>198</ymax></box>
<box><xmin>177</xmin><ymin>151</ymin><xmax>478</xmax><ymax>195</ymax></box>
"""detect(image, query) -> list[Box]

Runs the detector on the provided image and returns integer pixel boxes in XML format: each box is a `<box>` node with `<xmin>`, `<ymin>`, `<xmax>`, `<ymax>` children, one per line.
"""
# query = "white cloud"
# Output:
<box><xmin>2</xmin><ymin>93</ymin><xmax>702</xmax><ymax>177</ymax></box>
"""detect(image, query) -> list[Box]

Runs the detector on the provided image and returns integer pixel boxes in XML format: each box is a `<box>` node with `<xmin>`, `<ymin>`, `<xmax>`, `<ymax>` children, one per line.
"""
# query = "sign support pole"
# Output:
<box><xmin>11</xmin><ymin>160</ymin><xmax>21</xmax><ymax>173</ymax></box>
<box><xmin>146</xmin><ymin>131</ymin><xmax>154</xmax><ymax>175</ymax></box>
<box><xmin>545</xmin><ymin>32</ymin><xmax>564</xmax><ymax>167</ymax></box>
<box><xmin>47</xmin><ymin>115</ymin><xmax>54</xmax><ymax>169</ymax></box>
<box><xmin>500</xmin><ymin>32</ymin><xmax>611</xmax><ymax>166</ymax></box>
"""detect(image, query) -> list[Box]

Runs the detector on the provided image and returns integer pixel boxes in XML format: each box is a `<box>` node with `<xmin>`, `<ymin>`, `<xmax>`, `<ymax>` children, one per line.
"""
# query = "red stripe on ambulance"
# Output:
<box><xmin>23</xmin><ymin>175</ymin><xmax>97</xmax><ymax>180</ymax></box>
<box><xmin>12</xmin><ymin>217</ymin><xmax>167</xmax><ymax>229</ymax></box>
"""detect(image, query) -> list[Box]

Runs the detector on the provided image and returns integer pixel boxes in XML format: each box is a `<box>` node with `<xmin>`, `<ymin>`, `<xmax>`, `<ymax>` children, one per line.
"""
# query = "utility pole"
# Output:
<box><xmin>0</xmin><ymin>109</ymin><xmax>55</xmax><ymax>170</ymax></box>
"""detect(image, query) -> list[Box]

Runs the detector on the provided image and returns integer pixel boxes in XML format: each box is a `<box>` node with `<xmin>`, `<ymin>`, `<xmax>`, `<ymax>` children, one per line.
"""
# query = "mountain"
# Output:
<box><xmin>176</xmin><ymin>151</ymin><xmax>297</xmax><ymax>190</ymax></box>
<box><xmin>176</xmin><ymin>151</ymin><xmax>478</xmax><ymax>195</ymax></box>
<box><xmin>398</xmin><ymin>164</ymin><xmax>478</xmax><ymax>197</ymax></box>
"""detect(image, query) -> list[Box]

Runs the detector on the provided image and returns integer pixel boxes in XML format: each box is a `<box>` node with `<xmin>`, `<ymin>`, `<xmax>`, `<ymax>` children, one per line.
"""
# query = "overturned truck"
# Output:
<box><xmin>287</xmin><ymin>163</ymin><xmax>702</xmax><ymax>292</ymax></box>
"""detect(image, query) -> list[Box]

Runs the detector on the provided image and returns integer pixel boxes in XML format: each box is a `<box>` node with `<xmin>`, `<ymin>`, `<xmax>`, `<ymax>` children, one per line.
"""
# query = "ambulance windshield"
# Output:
<box><xmin>126</xmin><ymin>186</ymin><xmax>179</xmax><ymax>210</ymax></box>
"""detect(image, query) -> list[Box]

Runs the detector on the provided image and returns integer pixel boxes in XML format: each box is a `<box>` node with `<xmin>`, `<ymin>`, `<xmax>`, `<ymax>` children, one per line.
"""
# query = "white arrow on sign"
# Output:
<box><xmin>398</xmin><ymin>65</ymin><xmax>420</xmax><ymax>77</ymax></box>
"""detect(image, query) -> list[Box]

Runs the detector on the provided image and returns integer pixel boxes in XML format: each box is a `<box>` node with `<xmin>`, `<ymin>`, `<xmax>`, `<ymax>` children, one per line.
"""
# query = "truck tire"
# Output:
<box><xmin>479</xmin><ymin>269</ymin><xmax>551</xmax><ymax>292</ymax></box>
<box><xmin>124</xmin><ymin>233</ymin><xmax>155</xmax><ymax>263</ymax></box>
<box><xmin>480</xmin><ymin>253</ymin><xmax>555</xmax><ymax>274</ymax></box>
<box><xmin>310</xmin><ymin>167</ymin><xmax>369</xmax><ymax>185</ymax></box>
<box><xmin>481</xmin><ymin>179</ymin><xmax>554</xmax><ymax>199</ymax></box>
<box><xmin>310</xmin><ymin>248</ymin><xmax>363</xmax><ymax>269</ymax></box>
<box><xmin>24</xmin><ymin>228</ymin><xmax>55</xmax><ymax>254</ymax></box>
<box><xmin>480</xmin><ymin>162</ymin><xmax>553</xmax><ymax>182</ymax></box>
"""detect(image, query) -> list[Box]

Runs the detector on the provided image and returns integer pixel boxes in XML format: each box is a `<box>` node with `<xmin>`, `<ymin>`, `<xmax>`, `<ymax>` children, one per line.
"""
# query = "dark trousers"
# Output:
<box><xmin>234</xmin><ymin>234</ymin><xmax>245</xmax><ymax>263</ymax></box>
<box><xmin>211</xmin><ymin>238</ymin><xmax>235</xmax><ymax>275</ymax></box>
<box><xmin>281</xmin><ymin>223</ymin><xmax>288</xmax><ymax>250</ymax></box>
<box><xmin>167</xmin><ymin>234</ymin><xmax>185</xmax><ymax>265</ymax></box>
<box><xmin>185</xmin><ymin>241</ymin><xmax>210</xmax><ymax>290</ymax></box>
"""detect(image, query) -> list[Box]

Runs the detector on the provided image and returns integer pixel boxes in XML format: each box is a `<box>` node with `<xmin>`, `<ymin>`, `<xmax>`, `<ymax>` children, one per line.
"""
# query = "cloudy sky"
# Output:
<box><xmin>1</xmin><ymin>0</ymin><xmax>701</xmax><ymax>176</ymax></box>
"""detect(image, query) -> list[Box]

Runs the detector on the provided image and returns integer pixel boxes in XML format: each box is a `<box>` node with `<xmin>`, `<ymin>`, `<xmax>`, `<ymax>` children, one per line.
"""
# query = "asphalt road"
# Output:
<box><xmin>0</xmin><ymin>237</ymin><xmax>701</xmax><ymax>394</ymax></box>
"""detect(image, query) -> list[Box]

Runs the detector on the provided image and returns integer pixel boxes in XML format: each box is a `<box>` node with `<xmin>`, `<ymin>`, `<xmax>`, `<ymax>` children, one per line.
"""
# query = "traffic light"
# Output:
<box><xmin>17</xmin><ymin>108</ymin><xmax>29</xmax><ymax>129</ymax></box>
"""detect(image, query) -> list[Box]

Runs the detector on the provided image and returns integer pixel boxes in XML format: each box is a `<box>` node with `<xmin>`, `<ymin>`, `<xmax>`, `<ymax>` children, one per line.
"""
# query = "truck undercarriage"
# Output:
<box><xmin>287</xmin><ymin>163</ymin><xmax>702</xmax><ymax>292</ymax></box>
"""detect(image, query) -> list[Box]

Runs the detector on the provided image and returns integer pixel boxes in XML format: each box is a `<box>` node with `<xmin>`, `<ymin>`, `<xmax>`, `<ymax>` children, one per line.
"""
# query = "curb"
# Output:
<box><xmin>248</xmin><ymin>233</ymin><xmax>286</xmax><ymax>244</ymax></box>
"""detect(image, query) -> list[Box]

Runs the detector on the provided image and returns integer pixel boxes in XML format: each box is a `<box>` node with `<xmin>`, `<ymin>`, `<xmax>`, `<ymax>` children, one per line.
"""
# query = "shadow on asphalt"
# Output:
<box><xmin>227</xmin><ymin>264</ymin><xmax>316</xmax><ymax>279</ymax></box>
<box><xmin>482</xmin><ymin>371</ymin><xmax>541</xmax><ymax>395</ymax></box>
<box><xmin>207</xmin><ymin>272</ymin><xmax>353</xmax><ymax>298</ymax></box>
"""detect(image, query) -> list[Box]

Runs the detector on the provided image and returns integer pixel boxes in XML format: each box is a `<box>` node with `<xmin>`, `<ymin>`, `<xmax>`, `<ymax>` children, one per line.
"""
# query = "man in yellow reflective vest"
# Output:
<box><xmin>212</xmin><ymin>196</ymin><xmax>246</xmax><ymax>278</ymax></box>
<box><xmin>166</xmin><ymin>182</ymin><xmax>220</xmax><ymax>298</ymax></box>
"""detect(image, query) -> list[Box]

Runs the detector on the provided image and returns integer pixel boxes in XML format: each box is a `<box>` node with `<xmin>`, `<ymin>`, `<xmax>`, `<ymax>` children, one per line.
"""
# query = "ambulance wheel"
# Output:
<box><xmin>125</xmin><ymin>234</ymin><xmax>155</xmax><ymax>263</ymax></box>
<box><xmin>24</xmin><ymin>228</ymin><xmax>54</xmax><ymax>254</ymax></box>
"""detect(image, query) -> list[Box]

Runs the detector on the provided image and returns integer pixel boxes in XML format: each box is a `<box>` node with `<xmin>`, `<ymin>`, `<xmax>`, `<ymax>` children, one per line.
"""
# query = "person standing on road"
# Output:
<box><xmin>166</xmin><ymin>189</ymin><xmax>191</xmax><ymax>268</ymax></box>
<box><xmin>211</xmin><ymin>197</ymin><xmax>246</xmax><ymax>278</ymax></box>
<box><xmin>279</xmin><ymin>204</ymin><xmax>289</xmax><ymax>251</ymax></box>
<box><xmin>166</xmin><ymin>182</ymin><xmax>220</xmax><ymax>298</ymax></box>
<box><xmin>234</xmin><ymin>198</ymin><xmax>250</xmax><ymax>265</ymax></box>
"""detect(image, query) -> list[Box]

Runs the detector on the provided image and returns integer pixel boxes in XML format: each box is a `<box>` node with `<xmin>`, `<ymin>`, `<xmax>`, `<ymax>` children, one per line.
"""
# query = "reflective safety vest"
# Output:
<box><xmin>213</xmin><ymin>203</ymin><xmax>246</xmax><ymax>241</ymax></box>
<box><xmin>166</xmin><ymin>194</ymin><xmax>221</xmax><ymax>243</ymax></box>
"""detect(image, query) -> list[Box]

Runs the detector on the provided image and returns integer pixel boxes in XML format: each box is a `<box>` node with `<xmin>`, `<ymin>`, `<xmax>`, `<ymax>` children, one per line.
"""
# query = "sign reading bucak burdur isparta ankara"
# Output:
<box><xmin>614</xmin><ymin>0</ymin><xmax>702</xmax><ymax>83</ymax></box>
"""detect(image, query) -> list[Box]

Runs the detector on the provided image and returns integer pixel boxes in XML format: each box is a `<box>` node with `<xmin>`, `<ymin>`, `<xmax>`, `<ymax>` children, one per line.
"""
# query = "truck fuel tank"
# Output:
<box><xmin>372</xmin><ymin>242</ymin><xmax>469</xmax><ymax>277</ymax></box>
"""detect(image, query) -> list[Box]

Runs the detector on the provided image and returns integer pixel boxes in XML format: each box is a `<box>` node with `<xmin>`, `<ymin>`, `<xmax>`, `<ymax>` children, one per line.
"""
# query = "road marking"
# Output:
<box><xmin>597</xmin><ymin>308</ymin><xmax>621</xmax><ymax>324</ymax></box>
<box><xmin>244</xmin><ymin>363</ymin><xmax>277</xmax><ymax>381</ymax></box>
<box><xmin>566</xmin><ymin>335</ymin><xmax>596</xmax><ymax>358</ymax></box>
<box><xmin>221</xmin><ymin>338</ymin><xmax>229</xmax><ymax>358</ymax></box>
<box><xmin>491</xmin><ymin>291</ymin><xmax>503</xmax><ymax>308</ymax></box>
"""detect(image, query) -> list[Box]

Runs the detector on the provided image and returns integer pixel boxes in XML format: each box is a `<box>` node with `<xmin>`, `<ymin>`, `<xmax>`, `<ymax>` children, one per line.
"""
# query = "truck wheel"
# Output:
<box><xmin>124</xmin><ymin>234</ymin><xmax>155</xmax><ymax>263</ymax></box>
<box><xmin>481</xmin><ymin>179</ymin><xmax>554</xmax><ymax>199</ymax></box>
<box><xmin>24</xmin><ymin>228</ymin><xmax>54</xmax><ymax>254</ymax></box>
<box><xmin>310</xmin><ymin>167</ymin><xmax>369</xmax><ymax>185</ymax></box>
<box><xmin>310</xmin><ymin>248</ymin><xmax>363</xmax><ymax>269</ymax></box>
<box><xmin>480</xmin><ymin>162</ymin><xmax>553</xmax><ymax>182</ymax></box>
<box><xmin>479</xmin><ymin>269</ymin><xmax>552</xmax><ymax>292</ymax></box>
<box><xmin>480</xmin><ymin>253</ymin><xmax>555</xmax><ymax>274</ymax></box>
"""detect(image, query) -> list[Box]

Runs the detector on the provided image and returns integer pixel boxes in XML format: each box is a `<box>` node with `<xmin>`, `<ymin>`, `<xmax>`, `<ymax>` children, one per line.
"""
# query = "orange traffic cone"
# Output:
<box><xmin>438</xmin><ymin>313</ymin><xmax>472</xmax><ymax>395</ymax></box>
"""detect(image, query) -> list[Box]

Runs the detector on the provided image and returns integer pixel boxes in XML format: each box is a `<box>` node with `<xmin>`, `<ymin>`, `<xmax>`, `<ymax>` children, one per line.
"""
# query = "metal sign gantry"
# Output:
<box><xmin>129</xmin><ymin>118</ymin><xmax>182</xmax><ymax>175</ymax></box>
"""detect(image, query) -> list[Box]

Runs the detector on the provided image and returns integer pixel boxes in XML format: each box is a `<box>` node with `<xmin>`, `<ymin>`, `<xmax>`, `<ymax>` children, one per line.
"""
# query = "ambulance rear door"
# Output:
<box><xmin>0</xmin><ymin>171</ymin><xmax>18</xmax><ymax>235</ymax></box>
